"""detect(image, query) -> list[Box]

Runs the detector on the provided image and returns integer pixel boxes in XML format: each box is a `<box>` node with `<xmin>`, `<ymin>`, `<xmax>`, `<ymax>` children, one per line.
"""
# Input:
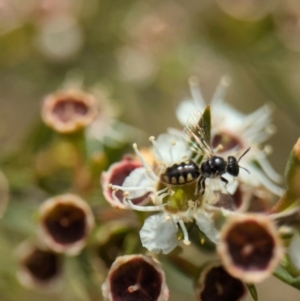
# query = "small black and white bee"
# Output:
<box><xmin>159</xmin><ymin>150</ymin><xmax>250</xmax><ymax>195</ymax></box>
<box><xmin>186</xmin><ymin>106</ymin><xmax>250</xmax><ymax>195</ymax></box>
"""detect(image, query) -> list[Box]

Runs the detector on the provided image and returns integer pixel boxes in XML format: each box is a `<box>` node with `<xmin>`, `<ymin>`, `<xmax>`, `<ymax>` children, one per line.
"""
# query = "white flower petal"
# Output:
<box><xmin>122</xmin><ymin>167</ymin><xmax>154</xmax><ymax>198</ymax></box>
<box><xmin>224</xmin><ymin>177</ymin><xmax>239</xmax><ymax>195</ymax></box>
<box><xmin>176</xmin><ymin>100</ymin><xmax>203</xmax><ymax>125</ymax></box>
<box><xmin>212</xmin><ymin>102</ymin><xmax>244</xmax><ymax>129</ymax></box>
<box><xmin>140</xmin><ymin>213</ymin><xmax>179</xmax><ymax>254</ymax></box>
<box><xmin>153</xmin><ymin>133</ymin><xmax>191</xmax><ymax>165</ymax></box>
<box><xmin>288</xmin><ymin>233</ymin><xmax>300</xmax><ymax>270</ymax></box>
<box><xmin>194</xmin><ymin>211</ymin><xmax>219</xmax><ymax>244</ymax></box>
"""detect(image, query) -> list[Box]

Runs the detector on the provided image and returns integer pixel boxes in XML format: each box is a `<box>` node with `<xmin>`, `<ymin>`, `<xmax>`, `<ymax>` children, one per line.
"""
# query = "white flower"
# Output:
<box><xmin>176</xmin><ymin>76</ymin><xmax>283</xmax><ymax>197</ymax></box>
<box><xmin>101</xmin><ymin>156</ymin><xmax>150</xmax><ymax>209</ymax></box>
<box><xmin>108</xmin><ymin>132</ymin><xmax>220</xmax><ymax>254</ymax></box>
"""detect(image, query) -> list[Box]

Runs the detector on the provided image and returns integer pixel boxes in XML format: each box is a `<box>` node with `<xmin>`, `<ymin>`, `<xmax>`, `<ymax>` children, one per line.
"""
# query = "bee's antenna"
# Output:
<box><xmin>239</xmin><ymin>166</ymin><xmax>250</xmax><ymax>174</ymax></box>
<box><xmin>237</xmin><ymin>147</ymin><xmax>250</xmax><ymax>163</ymax></box>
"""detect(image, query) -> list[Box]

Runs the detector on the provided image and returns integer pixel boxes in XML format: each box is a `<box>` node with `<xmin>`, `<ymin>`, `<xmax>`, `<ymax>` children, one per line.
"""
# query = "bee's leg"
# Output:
<box><xmin>201</xmin><ymin>179</ymin><xmax>206</xmax><ymax>195</ymax></box>
<box><xmin>196</xmin><ymin>176</ymin><xmax>206</xmax><ymax>195</ymax></box>
<box><xmin>196</xmin><ymin>177</ymin><xmax>202</xmax><ymax>195</ymax></box>
<box><xmin>220</xmin><ymin>176</ymin><xmax>228</xmax><ymax>187</ymax></box>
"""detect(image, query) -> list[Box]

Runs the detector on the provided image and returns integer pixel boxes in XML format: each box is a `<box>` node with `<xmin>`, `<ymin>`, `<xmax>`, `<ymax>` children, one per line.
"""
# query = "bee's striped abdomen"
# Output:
<box><xmin>160</xmin><ymin>160</ymin><xmax>200</xmax><ymax>185</ymax></box>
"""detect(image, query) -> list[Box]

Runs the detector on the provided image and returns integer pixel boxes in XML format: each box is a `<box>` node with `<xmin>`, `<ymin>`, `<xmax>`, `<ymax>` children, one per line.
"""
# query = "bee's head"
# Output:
<box><xmin>227</xmin><ymin>156</ymin><xmax>239</xmax><ymax>176</ymax></box>
<box><xmin>227</xmin><ymin>147</ymin><xmax>251</xmax><ymax>177</ymax></box>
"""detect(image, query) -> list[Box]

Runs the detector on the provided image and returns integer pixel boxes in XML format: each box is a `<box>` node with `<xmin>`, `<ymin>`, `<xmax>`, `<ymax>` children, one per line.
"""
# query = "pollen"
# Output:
<box><xmin>128</xmin><ymin>284</ymin><xmax>140</xmax><ymax>293</ymax></box>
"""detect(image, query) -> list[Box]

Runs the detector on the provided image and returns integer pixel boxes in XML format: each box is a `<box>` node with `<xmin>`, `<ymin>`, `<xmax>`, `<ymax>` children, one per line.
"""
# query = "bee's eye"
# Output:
<box><xmin>227</xmin><ymin>163</ymin><xmax>239</xmax><ymax>176</ymax></box>
<box><xmin>227</xmin><ymin>156</ymin><xmax>237</xmax><ymax>164</ymax></box>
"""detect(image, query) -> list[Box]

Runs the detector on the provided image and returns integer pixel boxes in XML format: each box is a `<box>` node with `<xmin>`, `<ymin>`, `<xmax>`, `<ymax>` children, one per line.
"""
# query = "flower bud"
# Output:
<box><xmin>39</xmin><ymin>194</ymin><xmax>94</xmax><ymax>255</ymax></box>
<box><xmin>41</xmin><ymin>89</ymin><xmax>98</xmax><ymax>133</ymax></box>
<box><xmin>17</xmin><ymin>242</ymin><xmax>62</xmax><ymax>291</ymax></box>
<box><xmin>217</xmin><ymin>214</ymin><xmax>283</xmax><ymax>283</ymax></box>
<box><xmin>102</xmin><ymin>255</ymin><xmax>169</xmax><ymax>301</ymax></box>
<box><xmin>195</xmin><ymin>263</ymin><xmax>247</xmax><ymax>301</ymax></box>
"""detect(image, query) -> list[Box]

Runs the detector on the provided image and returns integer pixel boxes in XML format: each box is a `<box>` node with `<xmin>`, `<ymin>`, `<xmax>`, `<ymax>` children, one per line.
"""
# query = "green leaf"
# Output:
<box><xmin>274</xmin><ymin>264</ymin><xmax>300</xmax><ymax>290</ymax></box>
<box><xmin>246</xmin><ymin>283</ymin><xmax>258</xmax><ymax>301</ymax></box>
<box><xmin>273</xmin><ymin>139</ymin><xmax>300</xmax><ymax>212</ymax></box>
<box><xmin>198</xmin><ymin>106</ymin><xmax>211</xmax><ymax>148</ymax></box>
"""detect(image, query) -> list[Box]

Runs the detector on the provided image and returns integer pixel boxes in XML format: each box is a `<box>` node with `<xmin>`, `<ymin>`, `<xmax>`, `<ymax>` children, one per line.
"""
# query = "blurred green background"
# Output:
<box><xmin>1</xmin><ymin>0</ymin><xmax>300</xmax><ymax>300</ymax></box>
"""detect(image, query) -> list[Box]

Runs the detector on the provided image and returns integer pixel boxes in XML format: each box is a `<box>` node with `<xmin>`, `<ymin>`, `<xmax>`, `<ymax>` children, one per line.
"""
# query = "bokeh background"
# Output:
<box><xmin>0</xmin><ymin>0</ymin><xmax>300</xmax><ymax>300</ymax></box>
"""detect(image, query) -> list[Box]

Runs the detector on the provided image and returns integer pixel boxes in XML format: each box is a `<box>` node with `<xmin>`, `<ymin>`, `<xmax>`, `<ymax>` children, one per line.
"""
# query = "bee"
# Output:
<box><xmin>186</xmin><ymin>106</ymin><xmax>250</xmax><ymax>195</ymax></box>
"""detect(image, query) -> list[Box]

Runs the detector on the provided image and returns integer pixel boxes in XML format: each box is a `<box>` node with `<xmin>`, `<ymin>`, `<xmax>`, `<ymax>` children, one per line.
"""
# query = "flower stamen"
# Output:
<box><xmin>109</xmin><ymin>184</ymin><xmax>152</xmax><ymax>192</ymax></box>
<box><xmin>178</xmin><ymin>220</ymin><xmax>191</xmax><ymax>245</ymax></box>
<box><xmin>133</xmin><ymin>143</ymin><xmax>158</xmax><ymax>181</ymax></box>
<box><xmin>128</xmin><ymin>283</ymin><xmax>140</xmax><ymax>293</ymax></box>
<box><xmin>125</xmin><ymin>199</ymin><xmax>167</xmax><ymax>212</ymax></box>
<box><xmin>149</xmin><ymin>136</ymin><xmax>164</xmax><ymax>162</ymax></box>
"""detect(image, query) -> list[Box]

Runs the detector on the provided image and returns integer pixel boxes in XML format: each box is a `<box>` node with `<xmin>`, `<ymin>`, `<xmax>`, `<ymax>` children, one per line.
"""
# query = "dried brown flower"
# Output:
<box><xmin>41</xmin><ymin>89</ymin><xmax>98</xmax><ymax>133</ymax></box>
<box><xmin>217</xmin><ymin>214</ymin><xmax>283</xmax><ymax>283</ymax></box>
<box><xmin>195</xmin><ymin>263</ymin><xmax>246</xmax><ymax>301</ymax></box>
<box><xmin>17</xmin><ymin>242</ymin><xmax>62</xmax><ymax>290</ymax></box>
<box><xmin>39</xmin><ymin>193</ymin><xmax>94</xmax><ymax>255</ymax></box>
<box><xmin>102</xmin><ymin>254</ymin><xmax>169</xmax><ymax>301</ymax></box>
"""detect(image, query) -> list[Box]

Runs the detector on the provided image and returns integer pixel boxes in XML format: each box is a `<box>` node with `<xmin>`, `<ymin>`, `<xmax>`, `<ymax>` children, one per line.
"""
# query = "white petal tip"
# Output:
<box><xmin>188</xmin><ymin>76</ymin><xmax>199</xmax><ymax>86</ymax></box>
<box><xmin>221</xmin><ymin>75</ymin><xmax>232</xmax><ymax>86</ymax></box>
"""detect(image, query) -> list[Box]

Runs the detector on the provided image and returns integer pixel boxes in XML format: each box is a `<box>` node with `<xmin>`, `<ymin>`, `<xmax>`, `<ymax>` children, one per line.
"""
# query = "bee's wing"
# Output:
<box><xmin>185</xmin><ymin>106</ymin><xmax>214</xmax><ymax>156</ymax></box>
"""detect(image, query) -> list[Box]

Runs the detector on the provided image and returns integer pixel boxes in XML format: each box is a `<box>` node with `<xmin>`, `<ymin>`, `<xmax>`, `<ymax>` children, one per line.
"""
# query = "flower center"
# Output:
<box><xmin>226</xmin><ymin>220</ymin><xmax>275</xmax><ymax>271</ymax></box>
<box><xmin>43</xmin><ymin>204</ymin><xmax>86</xmax><ymax>244</ymax></box>
<box><xmin>211</xmin><ymin>132</ymin><xmax>243</xmax><ymax>153</ymax></box>
<box><xmin>110</xmin><ymin>258</ymin><xmax>162</xmax><ymax>301</ymax></box>
<box><xmin>53</xmin><ymin>99</ymin><xmax>89</xmax><ymax>123</ymax></box>
<box><xmin>157</xmin><ymin>181</ymin><xmax>201</xmax><ymax>213</ymax></box>
<box><xmin>24</xmin><ymin>249</ymin><xmax>60</xmax><ymax>281</ymax></box>
<box><xmin>200</xmin><ymin>266</ymin><xmax>245</xmax><ymax>301</ymax></box>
